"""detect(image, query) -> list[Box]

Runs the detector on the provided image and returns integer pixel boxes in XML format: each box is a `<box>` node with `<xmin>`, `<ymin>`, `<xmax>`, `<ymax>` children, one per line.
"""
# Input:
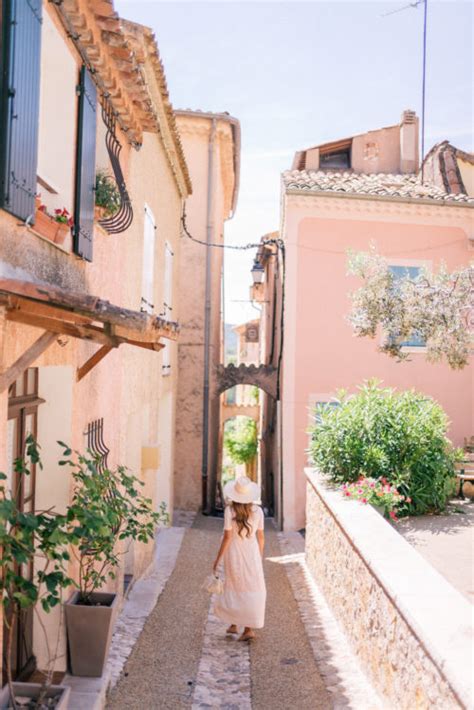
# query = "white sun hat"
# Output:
<box><xmin>223</xmin><ymin>476</ymin><xmax>261</xmax><ymax>504</ymax></box>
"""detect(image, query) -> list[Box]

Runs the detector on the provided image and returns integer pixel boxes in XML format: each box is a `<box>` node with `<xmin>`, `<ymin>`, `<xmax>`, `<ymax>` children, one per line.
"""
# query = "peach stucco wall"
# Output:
<box><xmin>282</xmin><ymin>196</ymin><xmax>473</xmax><ymax>530</ymax></box>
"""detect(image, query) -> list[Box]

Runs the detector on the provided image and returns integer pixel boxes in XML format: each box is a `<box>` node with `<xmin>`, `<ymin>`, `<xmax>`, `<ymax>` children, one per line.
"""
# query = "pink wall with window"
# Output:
<box><xmin>281</xmin><ymin>199</ymin><xmax>473</xmax><ymax>530</ymax></box>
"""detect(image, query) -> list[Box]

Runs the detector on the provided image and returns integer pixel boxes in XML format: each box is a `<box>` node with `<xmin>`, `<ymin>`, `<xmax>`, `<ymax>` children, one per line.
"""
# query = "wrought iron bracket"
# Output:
<box><xmin>98</xmin><ymin>98</ymin><xmax>133</xmax><ymax>234</ymax></box>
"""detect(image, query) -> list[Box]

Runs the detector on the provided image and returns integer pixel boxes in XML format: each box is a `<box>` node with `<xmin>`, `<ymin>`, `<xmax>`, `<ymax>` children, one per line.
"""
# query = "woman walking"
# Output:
<box><xmin>213</xmin><ymin>476</ymin><xmax>266</xmax><ymax>641</ymax></box>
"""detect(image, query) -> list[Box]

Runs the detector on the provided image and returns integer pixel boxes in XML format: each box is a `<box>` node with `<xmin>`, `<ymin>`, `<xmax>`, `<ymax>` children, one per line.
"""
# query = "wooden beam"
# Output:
<box><xmin>0</xmin><ymin>332</ymin><xmax>57</xmax><ymax>394</ymax></box>
<box><xmin>1</xmin><ymin>296</ymin><xmax>93</xmax><ymax>325</ymax></box>
<box><xmin>76</xmin><ymin>345</ymin><xmax>114</xmax><ymax>382</ymax></box>
<box><xmin>6</xmin><ymin>310</ymin><xmax>120</xmax><ymax>347</ymax></box>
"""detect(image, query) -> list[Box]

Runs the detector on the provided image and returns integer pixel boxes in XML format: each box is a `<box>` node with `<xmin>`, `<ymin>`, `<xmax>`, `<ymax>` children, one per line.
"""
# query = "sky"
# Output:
<box><xmin>116</xmin><ymin>0</ymin><xmax>473</xmax><ymax>325</ymax></box>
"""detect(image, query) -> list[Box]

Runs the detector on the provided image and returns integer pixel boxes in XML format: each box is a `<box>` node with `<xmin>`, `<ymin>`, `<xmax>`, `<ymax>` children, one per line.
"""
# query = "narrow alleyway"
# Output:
<box><xmin>106</xmin><ymin>516</ymin><xmax>379</xmax><ymax>710</ymax></box>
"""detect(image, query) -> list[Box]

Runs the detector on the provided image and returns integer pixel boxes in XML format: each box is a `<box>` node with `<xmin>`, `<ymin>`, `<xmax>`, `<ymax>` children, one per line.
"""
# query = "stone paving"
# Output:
<box><xmin>278</xmin><ymin>532</ymin><xmax>384</xmax><ymax>710</ymax></box>
<box><xmin>191</xmin><ymin>607</ymin><xmax>251</xmax><ymax>709</ymax></box>
<box><xmin>107</xmin><ymin>525</ymin><xmax>188</xmax><ymax>688</ymax></box>
<box><xmin>397</xmin><ymin>500</ymin><xmax>474</xmax><ymax>604</ymax></box>
<box><xmin>74</xmin><ymin>512</ymin><xmax>386</xmax><ymax>709</ymax></box>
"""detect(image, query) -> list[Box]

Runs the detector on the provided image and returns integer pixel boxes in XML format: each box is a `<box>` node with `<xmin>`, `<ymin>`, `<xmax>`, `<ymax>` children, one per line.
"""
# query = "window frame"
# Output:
<box><xmin>385</xmin><ymin>259</ymin><xmax>431</xmax><ymax>352</ymax></box>
<box><xmin>141</xmin><ymin>203</ymin><xmax>156</xmax><ymax>314</ymax></box>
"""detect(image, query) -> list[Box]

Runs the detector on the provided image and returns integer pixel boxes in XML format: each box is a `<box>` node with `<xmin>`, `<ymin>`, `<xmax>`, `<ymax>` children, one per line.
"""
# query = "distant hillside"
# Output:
<box><xmin>224</xmin><ymin>323</ymin><xmax>238</xmax><ymax>363</ymax></box>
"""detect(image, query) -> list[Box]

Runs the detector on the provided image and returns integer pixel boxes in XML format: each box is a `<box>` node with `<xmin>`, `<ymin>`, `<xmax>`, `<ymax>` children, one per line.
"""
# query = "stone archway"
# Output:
<box><xmin>214</xmin><ymin>363</ymin><xmax>278</xmax><ymax>400</ymax></box>
<box><xmin>214</xmin><ymin>363</ymin><xmax>279</xmax><ymax>514</ymax></box>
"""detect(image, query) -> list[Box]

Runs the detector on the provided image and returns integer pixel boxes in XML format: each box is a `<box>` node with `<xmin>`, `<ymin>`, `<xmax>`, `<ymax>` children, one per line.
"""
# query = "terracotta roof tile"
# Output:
<box><xmin>282</xmin><ymin>170</ymin><xmax>474</xmax><ymax>204</ymax></box>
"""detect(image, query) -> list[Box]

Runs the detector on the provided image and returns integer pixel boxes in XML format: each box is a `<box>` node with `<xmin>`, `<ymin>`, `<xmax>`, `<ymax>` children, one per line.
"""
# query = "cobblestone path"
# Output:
<box><xmin>106</xmin><ymin>515</ymin><xmax>381</xmax><ymax>710</ymax></box>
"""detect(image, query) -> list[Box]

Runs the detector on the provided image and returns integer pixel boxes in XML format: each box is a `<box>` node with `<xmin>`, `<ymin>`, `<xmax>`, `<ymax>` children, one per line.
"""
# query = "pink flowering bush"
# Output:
<box><xmin>341</xmin><ymin>477</ymin><xmax>411</xmax><ymax>521</ymax></box>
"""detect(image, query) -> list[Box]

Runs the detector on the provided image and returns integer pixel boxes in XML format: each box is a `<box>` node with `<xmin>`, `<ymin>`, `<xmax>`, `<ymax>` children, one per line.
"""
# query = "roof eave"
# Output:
<box><xmin>284</xmin><ymin>187</ymin><xmax>474</xmax><ymax>209</ymax></box>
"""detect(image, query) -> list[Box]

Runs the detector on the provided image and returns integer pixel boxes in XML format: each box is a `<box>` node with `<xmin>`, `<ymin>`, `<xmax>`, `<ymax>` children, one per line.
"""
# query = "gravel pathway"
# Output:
<box><xmin>106</xmin><ymin>514</ymin><xmax>374</xmax><ymax>709</ymax></box>
<box><xmin>106</xmin><ymin>516</ymin><xmax>220</xmax><ymax>709</ymax></box>
<box><xmin>250</xmin><ymin>524</ymin><xmax>331</xmax><ymax>710</ymax></box>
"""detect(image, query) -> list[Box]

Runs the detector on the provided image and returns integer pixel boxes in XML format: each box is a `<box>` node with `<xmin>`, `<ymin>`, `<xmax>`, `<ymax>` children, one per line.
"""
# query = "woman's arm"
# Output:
<box><xmin>213</xmin><ymin>530</ymin><xmax>232</xmax><ymax>572</ymax></box>
<box><xmin>256</xmin><ymin>529</ymin><xmax>265</xmax><ymax>557</ymax></box>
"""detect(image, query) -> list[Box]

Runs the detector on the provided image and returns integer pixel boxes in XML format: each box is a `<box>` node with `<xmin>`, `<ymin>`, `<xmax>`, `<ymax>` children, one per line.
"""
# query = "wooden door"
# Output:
<box><xmin>2</xmin><ymin>368</ymin><xmax>43</xmax><ymax>683</ymax></box>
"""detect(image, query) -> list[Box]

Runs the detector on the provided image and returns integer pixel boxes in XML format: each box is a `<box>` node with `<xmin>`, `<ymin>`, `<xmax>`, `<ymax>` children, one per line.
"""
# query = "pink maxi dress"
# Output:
<box><xmin>214</xmin><ymin>504</ymin><xmax>266</xmax><ymax>629</ymax></box>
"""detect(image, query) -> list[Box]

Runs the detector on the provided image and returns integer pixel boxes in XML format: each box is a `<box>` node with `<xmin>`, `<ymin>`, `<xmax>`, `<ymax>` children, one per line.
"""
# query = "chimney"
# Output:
<box><xmin>400</xmin><ymin>109</ymin><xmax>419</xmax><ymax>173</ymax></box>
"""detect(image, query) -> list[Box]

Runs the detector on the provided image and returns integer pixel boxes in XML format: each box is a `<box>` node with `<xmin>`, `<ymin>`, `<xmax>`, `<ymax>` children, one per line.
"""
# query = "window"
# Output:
<box><xmin>389</xmin><ymin>265</ymin><xmax>425</xmax><ymax>348</ymax></box>
<box><xmin>0</xmin><ymin>0</ymin><xmax>42</xmax><ymax>221</ymax></box>
<box><xmin>320</xmin><ymin>150</ymin><xmax>351</xmax><ymax>169</ymax></box>
<box><xmin>141</xmin><ymin>205</ymin><xmax>156</xmax><ymax>313</ymax></box>
<box><xmin>313</xmin><ymin>401</ymin><xmax>339</xmax><ymax>424</ymax></box>
<box><xmin>162</xmin><ymin>241</ymin><xmax>173</xmax><ymax>374</ymax></box>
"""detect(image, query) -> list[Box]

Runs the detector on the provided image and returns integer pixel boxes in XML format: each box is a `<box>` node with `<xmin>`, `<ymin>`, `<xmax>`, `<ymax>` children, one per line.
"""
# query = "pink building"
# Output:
<box><xmin>277</xmin><ymin>111</ymin><xmax>473</xmax><ymax>530</ymax></box>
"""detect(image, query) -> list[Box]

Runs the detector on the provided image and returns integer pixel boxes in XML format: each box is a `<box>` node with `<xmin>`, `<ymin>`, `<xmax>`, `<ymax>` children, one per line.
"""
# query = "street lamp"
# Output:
<box><xmin>251</xmin><ymin>259</ymin><xmax>265</xmax><ymax>285</ymax></box>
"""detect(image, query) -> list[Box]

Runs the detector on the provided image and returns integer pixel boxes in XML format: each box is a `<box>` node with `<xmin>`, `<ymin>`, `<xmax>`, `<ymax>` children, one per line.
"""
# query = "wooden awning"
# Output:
<box><xmin>0</xmin><ymin>277</ymin><xmax>179</xmax><ymax>390</ymax></box>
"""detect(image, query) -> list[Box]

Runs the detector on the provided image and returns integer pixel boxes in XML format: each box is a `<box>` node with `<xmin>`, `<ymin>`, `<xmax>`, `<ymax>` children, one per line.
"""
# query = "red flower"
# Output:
<box><xmin>389</xmin><ymin>511</ymin><xmax>398</xmax><ymax>521</ymax></box>
<box><xmin>55</xmin><ymin>208</ymin><xmax>62</xmax><ymax>215</ymax></box>
<box><xmin>361</xmin><ymin>498</ymin><xmax>367</xmax><ymax>504</ymax></box>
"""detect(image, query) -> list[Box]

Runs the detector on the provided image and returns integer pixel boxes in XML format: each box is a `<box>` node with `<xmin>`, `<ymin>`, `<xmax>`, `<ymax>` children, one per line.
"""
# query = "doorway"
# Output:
<box><xmin>3</xmin><ymin>368</ymin><xmax>44</xmax><ymax>683</ymax></box>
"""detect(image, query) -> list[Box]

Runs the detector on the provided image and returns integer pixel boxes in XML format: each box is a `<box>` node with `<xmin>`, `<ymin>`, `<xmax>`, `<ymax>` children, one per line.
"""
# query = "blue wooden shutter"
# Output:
<box><xmin>74</xmin><ymin>66</ymin><xmax>97</xmax><ymax>262</ymax></box>
<box><xmin>0</xmin><ymin>0</ymin><xmax>43</xmax><ymax>221</ymax></box>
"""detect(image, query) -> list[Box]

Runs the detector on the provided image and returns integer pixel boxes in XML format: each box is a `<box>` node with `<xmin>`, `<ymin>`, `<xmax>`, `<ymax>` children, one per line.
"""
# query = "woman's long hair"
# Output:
<box><xmin>231</xmin><ymin>502</ymin><xmax>253</xmax><ymax>538</ymax></box>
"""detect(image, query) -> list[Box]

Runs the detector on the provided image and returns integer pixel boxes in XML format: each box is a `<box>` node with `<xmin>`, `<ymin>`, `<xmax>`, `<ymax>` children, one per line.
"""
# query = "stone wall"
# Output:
<box><xmin>305</xmin><ymin>469</ymin><xmax>472</xmax><ymax>710</ymax></box>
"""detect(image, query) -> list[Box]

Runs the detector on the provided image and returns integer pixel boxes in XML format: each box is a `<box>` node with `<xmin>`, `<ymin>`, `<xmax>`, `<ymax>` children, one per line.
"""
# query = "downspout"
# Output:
<box><xmin>201</xmin><ymin>118</ymin><xmax>217</xmax><ymax>513</ymax></box>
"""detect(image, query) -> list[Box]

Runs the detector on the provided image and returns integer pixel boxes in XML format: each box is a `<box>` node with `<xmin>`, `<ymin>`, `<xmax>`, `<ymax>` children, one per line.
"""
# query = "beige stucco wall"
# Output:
<box><xmin>174</xmin><ymin>113</ymin><xmax>237</xmax><ymax>511</ymax></box>
<box><xmin>0</xmin><ymin>3</ymin><xmax>188</xmax><ymax>673</ymax></box>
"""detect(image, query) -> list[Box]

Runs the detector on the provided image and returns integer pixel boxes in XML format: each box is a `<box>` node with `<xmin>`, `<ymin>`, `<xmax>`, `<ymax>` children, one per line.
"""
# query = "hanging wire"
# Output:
<box><xmin>181</xmin><ymin>205</ymin><xmax>286</xmax><ymax>400</ymax></box>
<box><xmin>421</xmin><ymin>0</ymin><xmax>429</xmax><ymax>182</ymax></box>
<box><xmin>381</xmin><ymin>0</ymin><xmax>428</xmax><ymax>182</ymax></box>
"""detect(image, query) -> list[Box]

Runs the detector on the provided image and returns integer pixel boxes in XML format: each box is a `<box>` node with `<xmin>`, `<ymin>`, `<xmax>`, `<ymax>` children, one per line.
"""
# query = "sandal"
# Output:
<box><xmin>238</xmin><ymin>631</ymin><xmax>255</xmax><ymax>642</ymax></box>
<box><xmin>226</xmin><ymin>625</ymin><xmax>238</xmax><ymax>634</ymax></box>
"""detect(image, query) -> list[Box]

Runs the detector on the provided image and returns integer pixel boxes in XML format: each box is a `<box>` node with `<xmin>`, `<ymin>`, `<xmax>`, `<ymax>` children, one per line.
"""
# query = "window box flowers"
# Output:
<box><xmin>34</xmin><ymin>197</ymin><xmax>72</xmax><ymax>245</ymax></box>
<box><xmin>341</xmin><ymin>477</ymin><xmax>410</xmax><ymax>521</ymax></box>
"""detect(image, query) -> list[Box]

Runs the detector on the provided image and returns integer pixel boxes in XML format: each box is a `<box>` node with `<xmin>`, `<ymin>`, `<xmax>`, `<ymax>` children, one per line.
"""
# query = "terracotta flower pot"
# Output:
<box><xmin>0</xmin><ymin>682</ymin><xmax>70</xmax><ymax>709</ymax></box>
<box><xmin>34</xmin><ymin>208</ymin><xmax>58</xmax><ymax>242</ymax></box>
<box><xmin>95</xmin><ymin>205</ymin><xmax>107</xmax><ymax>221</ymax></box>
<box><xmin>65</xmin><ymin>591</ymin><xmax>118</xmax><ymax>677</ymax></box>
<box><xmin>54</xmin><ymin>221</ymin><xmax>70</xmax><ymax>245</ymax></box>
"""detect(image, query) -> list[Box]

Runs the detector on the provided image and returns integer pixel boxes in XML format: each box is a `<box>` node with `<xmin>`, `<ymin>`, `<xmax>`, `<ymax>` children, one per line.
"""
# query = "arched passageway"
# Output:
<box><xmin>216</xmin><ymin>382</ymin><xmax>280</xmax><ymax>518</ymax></box>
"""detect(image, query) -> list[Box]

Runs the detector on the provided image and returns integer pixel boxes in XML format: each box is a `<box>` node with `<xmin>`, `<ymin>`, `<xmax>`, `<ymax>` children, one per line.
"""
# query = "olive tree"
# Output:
<box><xmin>347</xmin><ymin>248</ymin><xmax>473</xmax><ymax>369</ymax></box>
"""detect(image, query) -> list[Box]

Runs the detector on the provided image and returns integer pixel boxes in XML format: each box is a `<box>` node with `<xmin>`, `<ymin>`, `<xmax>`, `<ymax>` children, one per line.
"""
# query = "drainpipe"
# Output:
<box><xmin>201</xmin><ymin>118</ymin><xmax>217</xmax><ymax>514</ymax></box>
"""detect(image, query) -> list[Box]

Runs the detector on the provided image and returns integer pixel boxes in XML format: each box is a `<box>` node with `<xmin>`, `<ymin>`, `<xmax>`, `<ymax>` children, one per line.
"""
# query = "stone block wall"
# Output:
<box><xmin>305</xmin><ymin>470</ymin><xmax>472</xmax><ymax>709</ymax></box>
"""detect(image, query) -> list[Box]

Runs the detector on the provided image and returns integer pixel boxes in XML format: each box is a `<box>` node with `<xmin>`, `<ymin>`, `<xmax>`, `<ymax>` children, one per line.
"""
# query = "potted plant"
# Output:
<box><xmin>34</xmin><ymin>199</ymin><xmax>72</xmax><ymax>245</ymax></box>
<box><xmin>61</xmin><ymin>445</ymin><xmax>167</xmax><ymax>677</ymax></box>
<box><xmin>341</xmin><ymin>476</ymin><xmax>410</xmax><ymax>521</ymax></box>
<box><xmin>94</xmin><ymin>170</ymin><xmax>120</xmax><ymax>221</ymax></box>
<box><xmin>0</xmin><ymin>437</ymin><xmax>72</xmax><ymax>710</ymax></box>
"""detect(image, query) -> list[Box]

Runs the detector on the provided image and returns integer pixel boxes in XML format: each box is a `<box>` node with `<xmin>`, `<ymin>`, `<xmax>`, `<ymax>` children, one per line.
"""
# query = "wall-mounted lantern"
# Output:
<box><xmin>251</xmin><ymin>260</ymin><xmax>265</xmax><ymax>285</ymax></box>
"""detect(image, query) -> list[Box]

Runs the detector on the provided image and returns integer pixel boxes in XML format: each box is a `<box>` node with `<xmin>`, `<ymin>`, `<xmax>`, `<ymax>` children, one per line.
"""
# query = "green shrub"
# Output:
<box><xmin>308</xmin><ymin>380</ymin><xmax>458</xmax><ymax>515</ymax></box>
<box><xmin>95</xmin><ymin>169</ymin><xmax>120</xmax><ymax>217</ymax></box>
<box><xmin>224</xmin><ymin>417</ymin><xmax>258</xmax><ymax>466</ymax></box>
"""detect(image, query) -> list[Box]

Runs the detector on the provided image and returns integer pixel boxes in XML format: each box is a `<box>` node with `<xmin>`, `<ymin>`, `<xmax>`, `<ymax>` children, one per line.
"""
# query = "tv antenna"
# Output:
<box><xmin>382</xmin><ymin>0</ymin><xmax>428</xmax><ymax>182</ymax></box>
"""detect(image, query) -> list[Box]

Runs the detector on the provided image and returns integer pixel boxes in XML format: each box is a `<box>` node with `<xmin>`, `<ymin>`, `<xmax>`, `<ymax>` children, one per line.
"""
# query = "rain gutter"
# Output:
<box><xmin>201</xmin><ymin>118</ymin><xmax>217</xmax><ymax>514</ymax></box>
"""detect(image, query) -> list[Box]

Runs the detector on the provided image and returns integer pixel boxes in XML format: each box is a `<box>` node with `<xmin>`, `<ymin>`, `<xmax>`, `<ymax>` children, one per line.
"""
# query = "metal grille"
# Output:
<box><xmin>85</xmin><ymin>418</ymin><xmax>109</xmax><ymax>471</ymax></box>
<box><xmin>98</xmin><ymin>99</ymin><xmax>133</xmax><ymax>234</ymax></box>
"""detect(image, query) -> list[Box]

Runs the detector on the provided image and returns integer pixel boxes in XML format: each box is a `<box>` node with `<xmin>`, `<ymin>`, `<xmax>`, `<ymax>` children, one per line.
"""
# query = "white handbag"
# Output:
<box><xmin>202</xmin><ymin>573</ymin><xmax>224</xmax><ymax>595</ymax></box>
